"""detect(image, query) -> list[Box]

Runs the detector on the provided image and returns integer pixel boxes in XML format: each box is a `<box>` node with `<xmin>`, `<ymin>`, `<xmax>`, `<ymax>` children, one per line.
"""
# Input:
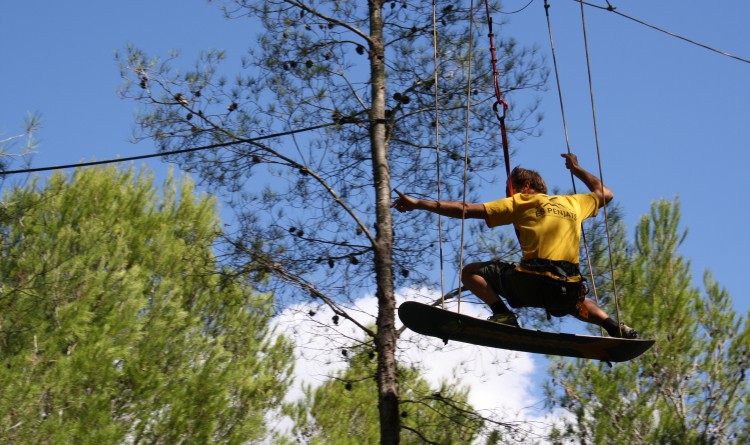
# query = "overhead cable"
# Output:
<box><xmin>500</xmin><ymin>0</ymin><xmax>536</xmax><ymax>15</ymax></box>
<box><xmin>576</xmin><ymin>0</ymin><xmax>750</xmax><ymax>64</ymax></box>
<box><xmin>0</xmin><ymin>121</ymin><xmax>340</xmax><ymax>177</ymax></box>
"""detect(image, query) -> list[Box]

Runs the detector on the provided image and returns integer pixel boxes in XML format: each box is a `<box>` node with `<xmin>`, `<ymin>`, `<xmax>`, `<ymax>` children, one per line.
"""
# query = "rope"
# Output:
<box><xmin>577</xmin><ymin>1</ymin><xmax>623</xmax><ymax>333</ymax></box>
<box><xmin>431</xmin><ymin>0</ymin><xmax>447</xmax><ymax>308</ymax></box>
<box><xmin>543</xmin><ymin>0</ymin><xmax>604</xmax><ymax>336</ymax></box>
<box><xmin>455</xmin><ymin>0</ymin><xmax>478</xmax><ymax>314</ymax></box>
<box><xmin>453</xmin><ymin>0</ymin><xmax>515</xmax><ymax>311</ymax></box>
<box><xmin>483</xmin><ymin>0</ymin><xmax>514</xmax><ymax>198</ymax></box>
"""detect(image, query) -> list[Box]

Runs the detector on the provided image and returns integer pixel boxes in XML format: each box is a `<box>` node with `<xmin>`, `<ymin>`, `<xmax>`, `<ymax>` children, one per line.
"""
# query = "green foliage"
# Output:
<box><xmin>0</xmin><ymin>166</ymin><xmax>294</xmax><ymax>444</ymax></box>
<box><xmin>281</xmin><ymin>345</ymin><xmax>482</xmax><ymax>444</ymax></box>
<box><xmin>546</xmin><ymin>199</ymin><xmax>750</xmax><ymax>444</ymax></box>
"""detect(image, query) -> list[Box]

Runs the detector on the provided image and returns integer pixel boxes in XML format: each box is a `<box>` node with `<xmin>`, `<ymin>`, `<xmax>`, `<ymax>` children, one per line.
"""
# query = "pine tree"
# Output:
<box><xmin>117</xmin><ymin>2</ymin><xmax>547</xmax><ymax>443</ymax></box>
<box><xmin>546</xmin><ymin>199</ymin><xmax>750</xmax><ymax>444</ymax></box>
<box><xmin>0</xmin><ymin>166</ymin><xmax>294</xmax><ymax>444</ymax></box>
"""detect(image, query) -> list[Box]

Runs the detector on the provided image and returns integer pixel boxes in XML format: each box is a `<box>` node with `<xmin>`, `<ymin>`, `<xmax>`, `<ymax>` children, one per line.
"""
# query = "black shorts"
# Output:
<box><xmin>476</xmin><ymin>259</ymin><xmax>583</xmax><ymax>317</ymax></box>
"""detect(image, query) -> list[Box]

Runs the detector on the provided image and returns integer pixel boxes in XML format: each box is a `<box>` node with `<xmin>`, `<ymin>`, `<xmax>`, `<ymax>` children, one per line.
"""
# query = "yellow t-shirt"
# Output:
<box><xmin>483</xmin><ymin>192</ymin><xmax>600</xmax><ymax>263</ymax></box>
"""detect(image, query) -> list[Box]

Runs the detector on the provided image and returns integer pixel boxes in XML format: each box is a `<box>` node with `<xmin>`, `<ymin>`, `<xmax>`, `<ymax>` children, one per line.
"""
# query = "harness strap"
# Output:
<box><xmin>516</xmin><ymin>258</ymin><xmax>583</xmax><ymax>282</ymax></box>
<box><xmin>516</xmin><ymin>259</ymin><xmax>587</xmax><ymax>320</ymax></box>
<box><xmin>515</xmin><ymin>266</ymin><xmax>584</xmax><ymax>283</ymax></box>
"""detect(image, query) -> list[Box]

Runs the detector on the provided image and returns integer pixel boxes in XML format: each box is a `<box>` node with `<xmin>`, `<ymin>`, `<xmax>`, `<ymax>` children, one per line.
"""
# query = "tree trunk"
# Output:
<box><xmin>368</xmin><ymin>1</ymin><xmax>399</xmax><ymax>444</ymax></box>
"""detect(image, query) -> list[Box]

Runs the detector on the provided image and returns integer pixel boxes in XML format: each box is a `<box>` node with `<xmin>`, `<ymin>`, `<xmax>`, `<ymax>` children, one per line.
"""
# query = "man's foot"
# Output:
<box><xmin>488</xmin><ymin>312</ymin><xmax>520</xmax><ymax>328</ymax></box>
<box><xmin>609</xmin><ymin>322</ymin><xmax>638</xmax><ymax>339</ymax></box>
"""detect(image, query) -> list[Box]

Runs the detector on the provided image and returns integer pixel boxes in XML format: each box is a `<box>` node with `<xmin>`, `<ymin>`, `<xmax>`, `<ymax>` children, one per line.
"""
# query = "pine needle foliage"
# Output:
<box><xmin>0</xmin><ymin>166</ymin><xmax>294</xmax><ymax>444</ymax></box>
<box><xmin>546</xmin><ymin>199</ymin><xmax>750</xmax><ymax>444</ymax></box>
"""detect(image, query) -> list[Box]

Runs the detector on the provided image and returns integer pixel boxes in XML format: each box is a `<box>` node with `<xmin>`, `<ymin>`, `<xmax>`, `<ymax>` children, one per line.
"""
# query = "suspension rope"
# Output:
<box><xmin>449</xmin><ymin>0</ymin><xmax>516</xmax><ymax>313</ymax></box>
<box><xmin>577</xmin><ymin>1</ymin><xmax>623</xmax><ymax>332</ymax></box>
<box><xmin>543</xmin><ymin>0</ymin><xmax>604</xmax><ymax>335</ymax></box>
<box><xmin>431</xmin><ymin>0</ymin><xmax>448</xmax><ymax>308</ymax></box>
<box><xmin>455</xmin><ymin>0</ymin><xmax>478</xmax><ymax>314</ymax></box>
<box><xmin>483</xmin><ymin>0</ymin><xmax>514</xmax><ymax>198</ymax></box>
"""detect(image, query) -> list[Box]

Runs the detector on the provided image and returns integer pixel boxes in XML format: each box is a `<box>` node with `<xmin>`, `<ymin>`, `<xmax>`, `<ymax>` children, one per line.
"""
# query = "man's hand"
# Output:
<box><xmin>392</xmin><ymin>189</ymin><xmax>419</xmax><ymax>213</ymax></box>
<box><xmin>561</xmin><ymin>153</ymin><xmax>581</xmax><ymax>173</ymax></box>
<box><xmin>560</xmin><ymin>152</ymin><xmax>613</xmax><ymax>206</ymax></box>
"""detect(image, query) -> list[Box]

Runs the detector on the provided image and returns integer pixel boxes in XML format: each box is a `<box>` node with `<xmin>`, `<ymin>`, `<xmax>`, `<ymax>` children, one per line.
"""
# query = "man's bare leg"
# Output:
<box><xmin>575</xmin><ymin>298</ymin><xmax>637</xmax><ymax>338</ymax></box>
<box><xmin>461</xmin><ymin>262</ymin><xmax>516</xmax><ymax>314</ymax></box>
<box><xmin>461</xmin><ymin>263</ymin><xmax>502</xmax><ymax>306</ymax></box>
<box><xmin>576</xmin><ymin>298</ymin><xmax>608</xmax><ymax>325</ymax></box>
<box><xmin>461</xmin><ymin>263</ymin><xmax>519</xmax><ymax>326</ymax></box>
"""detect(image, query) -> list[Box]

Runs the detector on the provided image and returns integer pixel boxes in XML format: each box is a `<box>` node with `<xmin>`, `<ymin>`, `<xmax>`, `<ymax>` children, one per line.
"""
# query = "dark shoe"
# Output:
<box><xmin>610</xmin><ymin>322</ymin><xmax>638</xmax><ymax>339</ymax></box>
<box><xmin>488</xmin><ymin>312</ymin><xmax>520</xmax><ymax>328</ymax></box>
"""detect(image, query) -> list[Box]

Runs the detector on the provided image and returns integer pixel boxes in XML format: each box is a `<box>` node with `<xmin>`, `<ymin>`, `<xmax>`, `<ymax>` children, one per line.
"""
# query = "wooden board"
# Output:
<box><xmin>398</xmin><ymin>301</ymin><xmax>654</xmax><ymax>362</ymax></box>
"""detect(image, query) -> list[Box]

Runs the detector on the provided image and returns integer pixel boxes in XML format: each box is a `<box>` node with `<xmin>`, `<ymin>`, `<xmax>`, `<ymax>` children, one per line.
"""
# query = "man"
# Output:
<box><xmin>392</xmin><ymin>153</ymin><xmax>637</xmax><ymax>339</ymax></box>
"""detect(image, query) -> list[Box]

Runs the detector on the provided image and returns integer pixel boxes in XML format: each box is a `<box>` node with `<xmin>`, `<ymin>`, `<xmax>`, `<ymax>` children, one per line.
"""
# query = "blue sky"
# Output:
<box><xmin>2</xmin><ymin>0</ymin><xmax>748</xmax><ymax>317</ymax></box>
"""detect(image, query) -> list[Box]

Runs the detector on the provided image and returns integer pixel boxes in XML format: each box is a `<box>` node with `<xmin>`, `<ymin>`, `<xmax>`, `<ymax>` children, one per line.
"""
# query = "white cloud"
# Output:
<box><xmin>271</xmin><ymin>287</ymin><xmax>552</xmax><ymax>428</ymax></box>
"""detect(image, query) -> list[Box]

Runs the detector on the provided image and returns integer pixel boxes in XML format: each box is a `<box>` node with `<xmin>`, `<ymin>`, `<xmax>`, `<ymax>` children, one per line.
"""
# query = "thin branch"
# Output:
<box><xmin>400</xmin><ymin>425</ymin><xmax>442</xmax><ymax>445</ymax></box>
<box><xmin>272</xmin><ymin>265</ymin><xmax>377</xmax><ymax>339</ymax></box>
<box><xmin>283</xmin><ymin>0</ymin><xmax>373</xmax><ymax>45</ymax></box>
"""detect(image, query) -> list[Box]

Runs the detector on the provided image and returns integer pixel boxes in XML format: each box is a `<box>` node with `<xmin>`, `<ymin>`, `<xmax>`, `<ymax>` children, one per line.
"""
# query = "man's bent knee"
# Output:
<box><xmin>461</xmin><ymin>262</ymin><xmax>485</xmax><ymax>281</ymax></box>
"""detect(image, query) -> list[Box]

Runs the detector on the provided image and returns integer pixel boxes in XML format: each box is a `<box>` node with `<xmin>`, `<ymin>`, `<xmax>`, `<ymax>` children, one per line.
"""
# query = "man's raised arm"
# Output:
<box><xmin>392</xmin><ymin>189</ymin><xmax>487</xmax><ymax>219</ymax></box>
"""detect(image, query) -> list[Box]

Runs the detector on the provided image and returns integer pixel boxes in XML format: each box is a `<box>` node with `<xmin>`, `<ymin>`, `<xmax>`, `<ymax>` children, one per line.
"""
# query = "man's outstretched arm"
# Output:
<box><xmin>561</xmin><ymin>153</ymin><xmax>613</xmax><ymax>207</ymax></box>
<box><xmin>392</xmin><ymin>189</ymin><xmax>487</xmax><ymax>219</ymax></box>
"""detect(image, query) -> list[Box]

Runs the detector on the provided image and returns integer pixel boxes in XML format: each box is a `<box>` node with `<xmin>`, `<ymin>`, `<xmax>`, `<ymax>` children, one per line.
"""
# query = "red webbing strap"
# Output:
<box><xmin>484</xmin><ymin>0</ymin><xmax>513</xmax><ymax>197</ymax></box>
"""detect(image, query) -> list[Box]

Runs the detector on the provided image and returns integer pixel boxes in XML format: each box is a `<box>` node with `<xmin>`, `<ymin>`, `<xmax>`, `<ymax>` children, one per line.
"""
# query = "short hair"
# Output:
<box><xmin>510</xmin><ymin>166</ymin><xmax>547</xmax><ymax>194</ymax></box>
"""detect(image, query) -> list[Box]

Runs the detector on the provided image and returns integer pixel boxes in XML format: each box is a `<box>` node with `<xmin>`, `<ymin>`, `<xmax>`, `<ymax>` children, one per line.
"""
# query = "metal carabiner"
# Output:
<box><xmin>492</xmin><ymin>99</ymin><xmax>508</xmax><ymax>122</ymax></box>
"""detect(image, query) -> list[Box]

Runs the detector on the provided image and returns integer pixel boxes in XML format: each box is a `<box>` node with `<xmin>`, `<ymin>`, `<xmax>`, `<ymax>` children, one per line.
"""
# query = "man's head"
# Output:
<box><xmin>509</xmin><ymin>166</ymin><xmax>547</xmax><ymax>195</ymax></box>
